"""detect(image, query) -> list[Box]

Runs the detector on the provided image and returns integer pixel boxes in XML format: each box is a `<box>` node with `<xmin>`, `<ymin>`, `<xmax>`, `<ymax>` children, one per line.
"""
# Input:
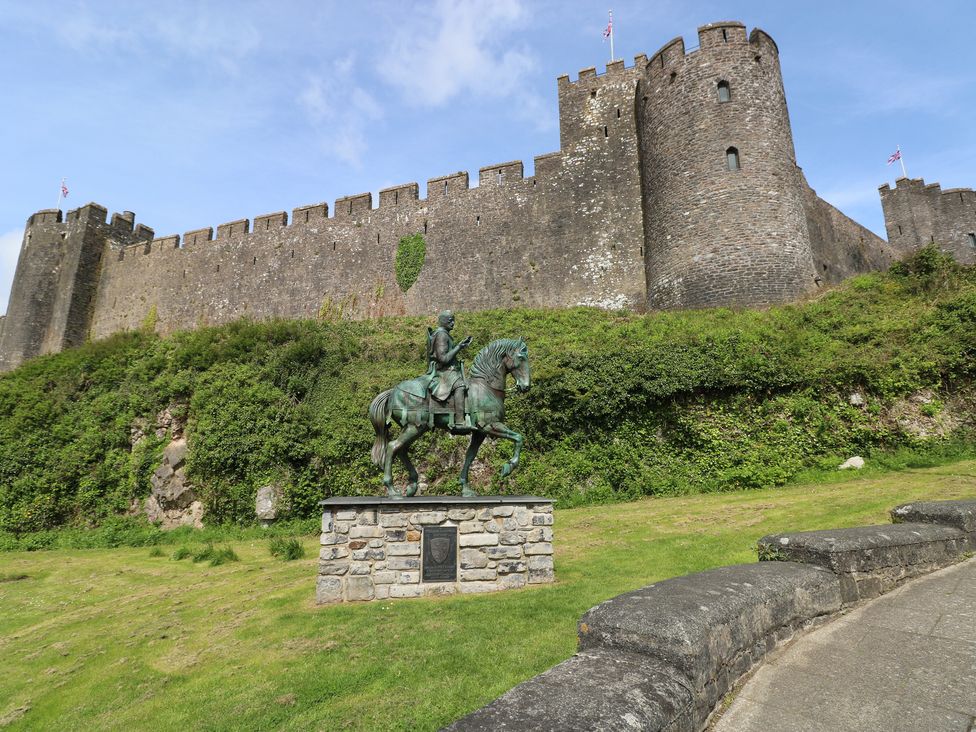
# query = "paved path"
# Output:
<box><xmin>714</xmin><ymin>558</ymin><xmax>976</xmax><ymax>732</ymax></box>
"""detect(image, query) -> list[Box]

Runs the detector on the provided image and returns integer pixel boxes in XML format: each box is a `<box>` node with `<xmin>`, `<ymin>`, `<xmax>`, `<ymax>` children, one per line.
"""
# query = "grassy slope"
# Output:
<box><xmin>2</xmin><ymin>462</ymin><xmax>975</xmax><ymax>730</ymax></box>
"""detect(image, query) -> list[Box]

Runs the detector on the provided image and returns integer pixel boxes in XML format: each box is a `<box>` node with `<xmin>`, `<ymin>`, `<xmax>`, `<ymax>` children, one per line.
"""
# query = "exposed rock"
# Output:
<box><xmin>848</xmin><ymin>392</ymin><xmax>865</xmax><ymax>407</ymax></box>
<box><xmin>838</xmin><ymin>456</ymin><xmax>865</xmax><ymax>470</ymax></box>
<box><xmin>144</xmin><ymin>438</ymin><xmax>203</xmax><ymax>528</ymax></box>
<box><xmin>256</xmin><ymin>484</ymin><xmax>284</xmax><ymax>524</ymax></box>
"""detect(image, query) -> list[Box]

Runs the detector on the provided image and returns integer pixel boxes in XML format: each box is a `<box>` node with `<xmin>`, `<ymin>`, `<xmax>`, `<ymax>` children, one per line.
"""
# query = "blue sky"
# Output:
<box><xmin>2</xmin><ymin>0</ymin><xmax>974</xmax><ymax>315</ymax></box>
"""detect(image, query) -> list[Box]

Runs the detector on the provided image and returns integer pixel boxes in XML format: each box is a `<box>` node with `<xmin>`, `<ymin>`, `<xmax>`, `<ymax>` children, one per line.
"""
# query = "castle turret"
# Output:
<box><xmin>637</xmin><ymin>22</ymin><xmax>817</xmax><ymax>308</ymax></box>
<box><xmin>0</xmin><ymin>203</ymin><xmax>152</xmax><ymax>372</ymax></box>
<box><xmin>879</xmin><ymin>178</ymin><xmax>976</xmax><ymax>265</ymax></box>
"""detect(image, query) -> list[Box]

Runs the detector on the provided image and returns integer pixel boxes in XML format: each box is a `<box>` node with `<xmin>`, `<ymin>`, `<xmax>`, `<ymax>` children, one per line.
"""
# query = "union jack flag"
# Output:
<box><xmin>603</xmin><ymin>12</ymin><xmax>612</xmax><ymax>39</ymax></box>
<box><xmin>887</xmin><ymin>149</ymin><xmax>901</xmax><ymax>165</ymax></box>
<box><xmin>61</xmin><ymin>181</ymin><xmax>69</xmax><ymax>197</ymax></box>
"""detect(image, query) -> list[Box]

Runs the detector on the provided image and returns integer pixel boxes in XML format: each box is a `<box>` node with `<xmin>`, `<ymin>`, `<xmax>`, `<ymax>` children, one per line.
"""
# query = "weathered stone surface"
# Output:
<box><xmin>891</xmin><ymin>499</ymin><xmax>976</xmax><ymax>534</ymax></box>
<box><xmin>527</xmin><ymin>527</ymin><xmax>553</xmax><ymax>542</ymax></box>
<box><xmin>348</xmin><ymin>540</ymin><xmax>367</xmax><ymax>550</ymax></box>
<box><xmin>459</xmin><ymin>533</ymin><xmax>498</xmax><ymax>547</ymax></box>
<box><xmin>320</xmin><ymin>532</ymin><xmax>345</xmax><ymax>546</ymax></box>
<box><xmin>412</xmin><ymin>511</ymin><xmax>447</xmax><ymax>524</ymax></box>
<box><xmin>838</xmin><ymin>456</ymin><xmax>865</xmax><ymax>470</ymax></box>
<box><xmin>448</xmin><ymin>508</ymin><xmax>475</xmax><ymax>521</ymax></box>
<box><xmin>384</xmin><ymin>529</ymin><xmax>406</xmax><ymax>542</ymax></box>
<box><xmin>499</xmin><ymin>573</ymin><xmax>527</xmax><ymax>590</ymax></box>
<box><xmin>492</xmin><ymin>507</ymin><xmax>515</xmax><ymax>517</ymax></box>
<box><xmin>145</xmin><ymin>438</ymin><xmax>203</xmax><ymax>529</ymax></box>
<box><xmin>577</xmin><ymin>563</ymin><xmax>841</xmax><ymax>694</ymax></box>
<box><xmin>315</xmin><ymin>576</ymin><xmax>343</xmax><ymax>604</ymax></box>
<box><xmin>335</xmin><ymin>510</ymin><xmax>357</xmax><ymax>521</ymax></box>
<box><xmin>496</xmin><ymin>560</ymin><xmax>527</xmax><ymax>574</ymax></box>
<box><xmin>459</xmin><ymin>521</ymin><xmax>483</xmax><ymax>534</ymax></box>
<box><xmin>379</xmin><ymin>513</ymin><xmax>407</xmax><ymax>528</ymax></box>
<box><xmin>345</xmin><ymin>576</ymin><xmax>374</xmax><ymax>601</ymax></box>
<box><xmin>319</xmin><ymin>561</ymin><xmax>350</xmax><ymax>576</ymax></box>
<box><xmin>532</xmin><ymin>514</ymin><xmax>554</xmax><ymax>526</ymax></box>
<box><xmin>487</xmin><ymin>546</ymin><xmax>522</xmax><ymax>560</ymax></box>
<box><xmin>373</xmin><ymin>571</ymin><xmax>397</xmax><ymax>585</ymax></box>
<box><xmin>255</xmin><ymin>484</ymin><xmax>283</xmax><ymax>522</ymax></box>
<box><xmin>386</xmin><ymin>557</ymin><xmax>420</xmax><ymax>570</ymax></box>
<box><xmin>527</xmin><ymin>555</ymin><xmax>554</xmax><ymax>570</ymax></box>
<box><xmin>460</xmin><ymin>548</ymin><xmax>489</xmax><ymax>569</ymax></box>
<box><xmin>499</xmin><ymin>531</ymin><xmax>524</xmax><ymax>545</ymax></box>
<box><xmin>406</xmin><ymin>530</ymin><xmax>421</xmax><ymax>542</ymax></box>
<box><xmin>348</xmin><ymin>525</ymin><xmax>384</xmax><ymax>539</ymax></box>
<box><xmin>528</xmin><ymin>568</ymin><xmax>555</xmax><ymax>584</ymax></box>
<box><xmin>446</xmin><ymin>649</ymin><xmax>694</xmax><ymax>732</ymax></box>
<box><xmin>390</xmin><ymin>585</ymin><xmax>423</xmax><ymax>598</ymax></box>
<box><xmin>319</xmin><ymin>546</ymin><xmax>349</xmax><ymax>561</ymax></box>
<box><xmin>321</xmin><ymin>512</ymin><xmax>333</xmax><ymax>533</ymax></box>
<box><xmin>459</xmin><ymin>581</ymin><xmax>500</xmax><ymax>595</ymax></box>
<box><xmin>759</xmin><ymin>523</ymin><xmax>971</xmax><ymax>603</ymax></box>
<box><xmin>399</xmin><ymin>571</ymin><xmax>420</xmax><ymax>584</ymax></box>
<box><xmin>387</xmin><ymin>543</ymin><xmax>420</xmax><ymax>557</ymax></box>
<box><xmin>460</xmin><ymin>569</ymin><xmax>497</xmax><ymax>582</ymax></box>
<box><xmin>524</xmin><ymin>542</ymin><xmax>553</xmax><ymax>555</ymax></box>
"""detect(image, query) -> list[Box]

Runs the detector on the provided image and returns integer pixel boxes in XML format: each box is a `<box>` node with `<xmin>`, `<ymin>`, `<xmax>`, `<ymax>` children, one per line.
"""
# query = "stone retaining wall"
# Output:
<box><xmin>448</xmin><ymin>499</ymin><xmax>976</xmax><ymax>731</ymax></box>
<box><xmin>317</xmin><ymin>496</ymin><xmax>554</xmax><ymax>604</ymax></box>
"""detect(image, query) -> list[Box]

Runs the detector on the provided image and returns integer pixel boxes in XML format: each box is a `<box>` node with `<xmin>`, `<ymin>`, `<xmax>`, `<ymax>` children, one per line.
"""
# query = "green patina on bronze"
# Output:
<box><xmin>369</xmin><ymin>311</ymin><xmax>531</xmax><ymax>498</ymax></box>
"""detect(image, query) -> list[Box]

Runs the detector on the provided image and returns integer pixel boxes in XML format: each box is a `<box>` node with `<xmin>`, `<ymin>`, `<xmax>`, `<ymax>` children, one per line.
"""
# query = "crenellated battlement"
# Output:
<box><xmin>379</xmin><ymin>183</ymin><xmax>419</xmax><ymax>209</ymax></box>
<box><xmin>647</xmin><ymin>22</ymin><xmax>778</xmax><ymax>77</ymax></box>
<box><xmin>879</xmin><ymin>177</ymin><xmax>976</xmax><ymax>265</ymax></box>
<box><xmin>879</xmin><ymin>177</ymin><xmax>975</xmax><ymax>202</ymax></box>
<box><xmin>557</xmin><ymin>54</ymin><xmax>648</xmax><ymax>88</ymax></box>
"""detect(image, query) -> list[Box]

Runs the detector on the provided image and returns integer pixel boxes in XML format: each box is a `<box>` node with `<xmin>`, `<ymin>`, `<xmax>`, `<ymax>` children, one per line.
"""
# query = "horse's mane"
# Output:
<box><xmin>469</xmin><ymin>338</ymin><xmax>522</xmax><ymax>380</ymax></box>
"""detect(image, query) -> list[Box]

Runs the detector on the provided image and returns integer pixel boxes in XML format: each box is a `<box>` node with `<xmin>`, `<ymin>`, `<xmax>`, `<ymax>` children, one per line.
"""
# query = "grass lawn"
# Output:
<box><xmin>2</xmin><ymin>461</ymin><xmax>975</xmax><ymax>730</ymax></box>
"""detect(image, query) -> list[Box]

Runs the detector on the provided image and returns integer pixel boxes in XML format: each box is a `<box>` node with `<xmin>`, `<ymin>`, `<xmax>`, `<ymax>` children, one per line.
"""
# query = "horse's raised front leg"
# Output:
<box><xmin>385</xmin><ymin>422</ymin><xmax>427</xmax><ymax>498</ymax></box>
<box><xmin>398</xmin><ymin>423</ymin><xmax>428</xmax><ymax>497</ymax></box>
<box><xmin>459</xmin><ymin>431</ymin><xmax>487</xmax><ymax>497</ymax></box>
<box><xmin>484</xmin><ymin>422</ymin><xmax>524</xmax><ymax>480</ymax></box>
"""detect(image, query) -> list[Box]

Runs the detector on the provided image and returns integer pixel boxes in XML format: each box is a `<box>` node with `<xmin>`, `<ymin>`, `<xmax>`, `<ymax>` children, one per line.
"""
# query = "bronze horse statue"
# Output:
<box><xmin>368</xmin><ymin>338</ymin><xmax>531</xmax><ymax>498</ymax></box>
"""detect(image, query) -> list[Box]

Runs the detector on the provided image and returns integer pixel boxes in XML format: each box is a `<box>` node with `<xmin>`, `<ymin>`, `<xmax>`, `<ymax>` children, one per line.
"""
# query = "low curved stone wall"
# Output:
<box><xmin>447</xmin><ymin>499</ymin><xmax>976</xmax><ymax>731</ymax></box>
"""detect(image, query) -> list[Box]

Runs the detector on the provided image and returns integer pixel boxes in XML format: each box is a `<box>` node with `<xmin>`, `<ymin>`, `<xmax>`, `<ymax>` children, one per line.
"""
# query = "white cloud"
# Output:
<box><xmin>298</xmin><ymin>56</ymin><xmax>383</xmax><ymax>167</ymax></box>
<box><xmin>0</xmin><ymin>230</ymin><xmax>24</xmax><ymax>317</ymax></box>
<box><xmin>383</xmin><ymin>0</ymin><xmax>544</xmax><ymax>118</ymax></box>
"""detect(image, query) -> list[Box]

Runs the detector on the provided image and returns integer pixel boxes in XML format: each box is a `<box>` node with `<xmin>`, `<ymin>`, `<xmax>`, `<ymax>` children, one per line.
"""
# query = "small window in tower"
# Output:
<box><xmin>496</xmin><ymin>170</ymin><xmax>503</xmax><ymax>184</ymax></box>
<box><xmin>377</xmin><ymin>232</ymin><xmax>380</xmax><ymax>243</ymax></box>
<box><xmin>969</xmin><ymin>233</ymin><xmax>976</xmax><ymax>248</ymax></box>
<box><xmin>252</xmin><ymin>256</ymin><xmax>256</xmax><ymax>265</ymax></box>
<box><xmin>604</xmin><ymin>125</ymin><xmax>608</xmax><ymax>137</ymax></box>
<box><xmin>717</xmin><ymin>81</ymin><xmax>731</xmax><ymax>102</ymax></box>
<box><xmin>477</xmin><ymin>215</ymin><xmax>481</xmax><ymax>226</ymax></box>
<box><xmin>590</xmin><ymin>89</ymin><xmax>597</xmax><ymax>98</ymax></box>
<box><xmin>616</xmin><ymin>108</ymin><xmax>621</xmax><ymax>118</ymax></box>
<box><xmin>754</xmin><ymin>54</ymin><xmax>762</xmax><ymax>64</ymax></box>
<box><xmin>669</xmin><ymin>71</ymin><xmax>676</xmax><ymax>84</ymax></box>
<box><xmin>444</xmin><ymin>181</ymin><xmax>449</xmax><ymax>194</ymax></box>
<box><xmin>722</xmin><ymin>28</ymin><xmax>729</xmax><ymax>42</ymax></box>
<box><xmin>348</xmin><ymin>201</ymin><xmax>352</xmax><ymax>215</ymax></box>
<box><xmin>424</xmin><ymin>221</ymin><xmax>428</xmax><ymax>233</ymax></box>
<box><xmin>898</xmin><ymin>225</ymin><xmax>903</xmax><ymax>235</ymax></box>
<box><xmin>394</xmin><ymin>190</ymin><xmax>399</xmax><ymax>205</ymax></box>
<box><xmin>726</xmin><ymin>147</ymin><xmax>740</xmax><ymax>171</ymax></box>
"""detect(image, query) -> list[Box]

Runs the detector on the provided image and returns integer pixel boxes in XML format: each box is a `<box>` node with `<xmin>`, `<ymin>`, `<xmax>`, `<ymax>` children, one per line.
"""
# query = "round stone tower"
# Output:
<box><xmin>638</xmin><ymin>22</ymin><xmax>817</xmax><ymax>309</ymax></box>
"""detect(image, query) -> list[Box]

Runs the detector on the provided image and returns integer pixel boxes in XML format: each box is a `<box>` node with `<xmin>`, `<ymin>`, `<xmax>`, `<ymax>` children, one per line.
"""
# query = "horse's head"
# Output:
<box><xmin>505</xmin><ymin>337</ymin><xmax>531</xmax><ymax>393</ymax></box>
<box><xmin>470</xmin><ymin>337</ymin><xmax>531</xmax><ymax>393</ymax></box>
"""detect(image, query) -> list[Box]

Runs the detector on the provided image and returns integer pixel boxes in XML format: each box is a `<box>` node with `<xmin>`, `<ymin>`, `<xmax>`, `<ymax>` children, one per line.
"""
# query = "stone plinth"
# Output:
<box><xmin>316</xmin><ymin>496</ymin><xmax>555</xmax><ymax>604</ymax></box>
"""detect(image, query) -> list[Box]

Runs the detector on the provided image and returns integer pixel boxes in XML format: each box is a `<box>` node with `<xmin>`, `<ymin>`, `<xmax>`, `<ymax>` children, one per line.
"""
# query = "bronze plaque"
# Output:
<box><xmin>422</xmin><ymin>526</ymin><xmax>457</xmax><ymax>582</ymax></box>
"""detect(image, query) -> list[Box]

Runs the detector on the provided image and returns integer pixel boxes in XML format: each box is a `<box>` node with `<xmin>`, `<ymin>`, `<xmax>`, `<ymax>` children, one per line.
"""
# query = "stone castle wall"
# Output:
<box><xmin>0</xmin><ymin>20</ymin><xmax>901</xmax><ymax>371</ymax></box>
<box><xmin>879</xmin><ymin>178</ymin><xmax>976</xmax><ymax>266</ymax></box>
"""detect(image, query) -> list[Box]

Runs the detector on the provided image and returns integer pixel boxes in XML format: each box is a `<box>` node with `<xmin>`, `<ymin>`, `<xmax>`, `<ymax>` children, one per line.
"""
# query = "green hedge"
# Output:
<box><xmin>1</xmin><ymin>246</ymin><xmax>974</xmax><ymax>532</ymax></box>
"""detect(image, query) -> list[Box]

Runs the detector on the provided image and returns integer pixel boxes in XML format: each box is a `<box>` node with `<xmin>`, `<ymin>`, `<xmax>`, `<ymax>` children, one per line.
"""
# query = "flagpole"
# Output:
<box><xmin>897</xmin><ymin>145</ymin><xmax>908</xmax><ymax>179</ymax></box>
<box><xmin>609</xmin><ymin>10</ymin><xmax>615</xmax><ymax>62</ymax></box>
<box><xmin>56</xmin><ymin>177</ymin><xmax>65</xmax><ymax>212</ymax></box>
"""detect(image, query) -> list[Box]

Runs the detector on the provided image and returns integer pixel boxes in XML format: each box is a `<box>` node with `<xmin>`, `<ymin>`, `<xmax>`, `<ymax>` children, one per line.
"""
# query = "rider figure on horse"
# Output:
<box><xmin>427</xmin><ymin>310</ymin><xmax>473</xmax><ymax>432</ymax></box>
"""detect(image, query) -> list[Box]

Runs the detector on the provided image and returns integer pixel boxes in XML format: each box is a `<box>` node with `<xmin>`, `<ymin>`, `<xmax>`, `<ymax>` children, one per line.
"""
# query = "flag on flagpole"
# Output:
<box><xmin>603</xmin><ymin>12</ymin><xmax>613</xmax><ymax>39</ymax></box>
<box><xmin>886</xmin><ymin>150</ymin><xmax>901</xmax><ymax>165</ymax></box>
<box><xmin>61</xmin><ymin>181</ymin><xmax>69</xmax><ymax>198</ymax></box>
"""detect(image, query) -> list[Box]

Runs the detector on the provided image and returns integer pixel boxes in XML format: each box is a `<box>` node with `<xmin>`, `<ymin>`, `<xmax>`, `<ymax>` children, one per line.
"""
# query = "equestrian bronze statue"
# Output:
<box><xmin>368</xmin><ymin>311</ymin><xmax>530</xmax><ymax>498</ymax></box>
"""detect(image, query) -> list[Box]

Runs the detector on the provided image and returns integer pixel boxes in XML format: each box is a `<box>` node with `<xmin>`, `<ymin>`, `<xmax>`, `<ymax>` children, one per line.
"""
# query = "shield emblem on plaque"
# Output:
<box><xmin>431</xmin><ymin>537</ymin><xmax>450</xmax><ymax>564</ymax></box>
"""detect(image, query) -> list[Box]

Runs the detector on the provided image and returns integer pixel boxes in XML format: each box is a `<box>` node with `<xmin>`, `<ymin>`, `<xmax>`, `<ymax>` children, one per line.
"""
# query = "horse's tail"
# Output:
<box><xmin>369</xmin><ymin>389</ymin><xmax>394</xmax><ymax>467</ymax></box>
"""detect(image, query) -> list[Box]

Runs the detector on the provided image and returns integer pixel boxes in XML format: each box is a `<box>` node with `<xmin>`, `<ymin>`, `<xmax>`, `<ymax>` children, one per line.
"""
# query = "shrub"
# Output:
<box><xmin>269</xmin><ymin>537</ymin><xmax>305</xmax><ymax>561</ymax></box>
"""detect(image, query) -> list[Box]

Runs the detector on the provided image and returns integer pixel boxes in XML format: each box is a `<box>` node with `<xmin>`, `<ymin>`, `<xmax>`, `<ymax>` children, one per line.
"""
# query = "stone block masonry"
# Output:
<box><xmin>316</xmin><ymin>496</ymin><xmax>554</xmax><ymax>603</ymax></box>
<box><xmin>1</xmin><ymin>19</ymin><xmax>902</xmax><ymax>372</ymax></box>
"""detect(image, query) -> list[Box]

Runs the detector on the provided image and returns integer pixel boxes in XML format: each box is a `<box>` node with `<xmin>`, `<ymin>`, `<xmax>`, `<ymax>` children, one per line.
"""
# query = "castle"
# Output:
<box><xmin>2</xmin><ymin>21</ymin><xmax>973</xmax><ymax>372</ymax></box>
